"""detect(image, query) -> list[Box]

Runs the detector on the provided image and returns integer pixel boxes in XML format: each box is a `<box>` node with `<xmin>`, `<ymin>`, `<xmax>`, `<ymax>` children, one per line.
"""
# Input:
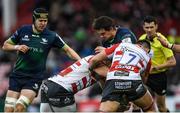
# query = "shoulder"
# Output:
<box><xmin>11</xmin><ymin>25</ymin><xmax>32</xmax><ymax>36</ymax></box>
<box><xmin>120</xmin><ymin>42</ymin><xmax>134</xmax><ymax>48</ymax></box>
<box><xmin>17</xmin><ymin>25</ymin><xmax>32</xmax><ymax>32</ymax></box>
<box><xmin>20</xmin><ymin>25</ymin><xmax>31</xmax><ymax>29</ymax></box>
<box><xmin>43</xmin><ymin>28</ymin><xmax>56</xmax><ymax>36</ymax></box>
<box><xmin>116</xmin><ymin>27</ymin><xmax>136</xmax><ymax>39</ymax></box>
<box><xmin>157</xmin><ymin>32</ymin><xmax>166</xmax><ymax>39</ymax></box>
<box><xmin>139</xmin><ymin>34</ymin><xmax>147</xmax><ymax>40</ymax></box>
<box><xmin>42</xmin><ymin>28</ymin><xmax>62</xmax><ymax>40</ymax></box>
<box><xmin>43</xmin><ymin>29</ymin><xmax>66</xmax><ymax>46</ymax></box>
<box><xmin>117</xmin><ymin>27</ymin><xmax>132</xmax><ymax>33</ymax></box>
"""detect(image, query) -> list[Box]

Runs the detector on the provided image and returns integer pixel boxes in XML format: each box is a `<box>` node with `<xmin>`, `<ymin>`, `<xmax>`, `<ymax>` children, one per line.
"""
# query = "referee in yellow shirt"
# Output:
<box><xmin>139</xmin><ymin>16</ymin><xmax>176</xmax><ymax>112</ymax></box>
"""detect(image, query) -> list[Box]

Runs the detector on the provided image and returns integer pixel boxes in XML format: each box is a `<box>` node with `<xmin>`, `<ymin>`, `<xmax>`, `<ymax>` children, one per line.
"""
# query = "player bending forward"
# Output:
<box><xmin>40</xmin><ymin>55</ymin><xmax>108</xmax><ymax>112</ymax></box>
<box><xmin>89</xmin><ymin>40</ymin><xmax>157</xmax><ymax>112</ymax></box>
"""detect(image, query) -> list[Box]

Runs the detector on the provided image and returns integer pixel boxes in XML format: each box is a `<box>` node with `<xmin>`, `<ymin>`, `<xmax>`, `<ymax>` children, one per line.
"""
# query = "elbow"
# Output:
<box><xmin>90</xmin><ymin>59</ymin><xmax>97</xmax><ymax>65</ymax></box>
<box><xmin>89</xmin><ymin>58</ymin><xmax>98</xmax><ymax>67</ymax></box>
<box><xmin>172</xmin><ymin>60</ymin><xmax>176</xmax><ymax>66</ymax></box>
<box><xmin>2</xmin><ymin>44</ymin><xmax>6</xmax><ymax>50</ymax></box>
<box><xmin>169</xmin><ymin>57</ymin><xmax>177</xmax><ymax>67</ymax></box>
<box><xmin>2</xmin><ymin>42</ymin><xmax>9</xmax><ymax>50</ymax></box>
<box><xmin>2</xmin><ymin>40</ymin><xmax>9</xmax><ymax>50</ymax></box>
<box><xmin>170</xmin><ymin>59</ymin><xmax>176</xmax><ymax>67</ymax></box>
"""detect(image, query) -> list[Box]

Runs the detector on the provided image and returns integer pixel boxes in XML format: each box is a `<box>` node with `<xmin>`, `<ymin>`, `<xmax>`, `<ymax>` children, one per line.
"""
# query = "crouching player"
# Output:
<box><xmin>40</xmin><ymin>55</ymin><xmax>109</xmax><ymax>112</ymax></box>
<box><xmin>89</xmin><ymin>40</ymin><xmax>157</xmax><ymax>112</ymax></box>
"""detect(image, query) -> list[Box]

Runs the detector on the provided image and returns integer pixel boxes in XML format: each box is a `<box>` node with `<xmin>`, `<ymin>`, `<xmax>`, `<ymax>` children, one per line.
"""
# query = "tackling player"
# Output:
<box><xmin>40</xmin><ymin>55</ymin><xmax>108</xmax><ymax>112</ymax></box>
<box><xmin>89</xmin><ymin>40</ymin><xmax>156</xmax><ymax>112</ymax></box>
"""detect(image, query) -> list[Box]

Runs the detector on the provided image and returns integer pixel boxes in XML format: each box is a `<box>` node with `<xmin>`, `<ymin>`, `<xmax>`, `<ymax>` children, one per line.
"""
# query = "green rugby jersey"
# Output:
<box><xmin>10</xmin><ymin>25</ymin><xmax>65</xmax><ymax>79</ymax></box>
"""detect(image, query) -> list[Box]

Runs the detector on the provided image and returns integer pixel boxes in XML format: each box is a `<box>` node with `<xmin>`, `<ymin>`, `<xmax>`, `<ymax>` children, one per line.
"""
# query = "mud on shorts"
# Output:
<box><xmin>146</xmin><ymin>71</ymin><xmax>167</xmax><ymax>95</ymax></box>
<box><xmin>101</xmin><ymin>79</ymin><xmax>147</xmax><ymax>104</ymax></box>
<box><xmin>41</xmin><ymin>80</ymin><xmax>75</xmax><ymax>107</ymax></box>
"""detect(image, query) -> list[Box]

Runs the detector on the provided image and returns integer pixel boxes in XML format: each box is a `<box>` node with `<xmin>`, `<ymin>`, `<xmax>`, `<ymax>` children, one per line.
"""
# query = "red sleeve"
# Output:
<box><xmin>105</xmin><ymin>43</ymin><xmax>120</xmax><ymax>56</ymax></box>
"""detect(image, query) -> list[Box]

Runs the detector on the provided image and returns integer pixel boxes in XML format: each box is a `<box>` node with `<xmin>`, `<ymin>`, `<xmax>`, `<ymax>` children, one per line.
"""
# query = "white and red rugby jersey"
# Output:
<box><xmin>48</xmin><ymin>55</ymin><xmax>96</xmax><ymax>93</ymax></box>
<box><xmin>105</xmin><ymin>43</ymin><xmax>151</xmax><ymax>80</ymax></box>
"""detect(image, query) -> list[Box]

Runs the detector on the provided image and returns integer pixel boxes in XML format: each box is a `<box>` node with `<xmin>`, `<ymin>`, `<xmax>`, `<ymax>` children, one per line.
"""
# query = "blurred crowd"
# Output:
<box><xmin>0</xmin><ymin>0</ymin><xmax>180</xmax><ymax>111</ymax></box>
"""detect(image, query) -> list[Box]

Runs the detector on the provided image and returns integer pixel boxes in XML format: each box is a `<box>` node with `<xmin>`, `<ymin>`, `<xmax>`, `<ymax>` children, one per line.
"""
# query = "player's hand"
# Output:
<box><xmin>94</xmin><ymin>46</ymin><xmax>105</xmax><ymax>54</ymax></box>
<box><xmin>150</xmin><ymin>66</ymin><xmax>159</xmax><ymax>72</ymax></box>
<box><xmin>15</xmin><ymin>45</ymin><xmax>29</xmax><ymax>53</ymax></box>
<box><xmin>156</xmin><ymin>34</ymin><xmax>173</xmax><ymax>49</ymax></box>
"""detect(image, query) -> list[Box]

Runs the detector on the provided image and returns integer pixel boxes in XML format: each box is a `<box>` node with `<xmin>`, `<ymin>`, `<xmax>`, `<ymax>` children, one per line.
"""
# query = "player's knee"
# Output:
<box><xmin>15</xmin><ymin>95</ymin><xmax>30</xmax><ymax>112</ymax></box>
<box><xmin>100</xmin><ymin>103</ymin><xmax>118</xmax><ymax>112</ymax></box>
<box><xmin>15</xmin><ymin>103</ymin><xmax>25</xmax><ymax>112</ymax></box>
<box><xmin>4</xmin><ymin>97</ymin><xmax>17</xmax><ymax>112</ymax></box>
<box><xmin>142</xmin><ymin>101</ymin><xmax>156</xmax><ymax>112</ymax></box>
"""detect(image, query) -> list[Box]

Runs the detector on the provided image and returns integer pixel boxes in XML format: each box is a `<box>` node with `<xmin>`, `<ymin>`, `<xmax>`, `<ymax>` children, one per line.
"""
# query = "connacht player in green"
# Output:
<box><xmin>2</xmin><ymin>8</ymin><xmax>81</xmax><ymax>112</ymax></box>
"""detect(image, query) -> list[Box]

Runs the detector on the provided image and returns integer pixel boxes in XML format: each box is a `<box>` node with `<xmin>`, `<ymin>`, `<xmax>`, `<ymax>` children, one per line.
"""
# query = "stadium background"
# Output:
<box><xmin>0</xmin><ymin>0</ymin><xmax>180</xmax><ymax>112</ymax></box>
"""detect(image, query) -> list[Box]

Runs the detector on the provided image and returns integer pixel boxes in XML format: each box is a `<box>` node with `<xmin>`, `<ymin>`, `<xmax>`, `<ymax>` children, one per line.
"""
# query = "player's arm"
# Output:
<box><xmin>93</xmin><ymin>64</ymin><xmax>109</xmax><ymax>77</ymax></box>
<box><xmin>62</xmin><ymin>44</ymin><xmax>81</xmax><ymax>60</ymax></box>
<box><xmin>157</xmin><ymin>35</ymin><xmax>180</xmax><ymax>52</ymax></box>
<box><xmin>171</xmin><ymin>44</ymin><xmax>180</xmax><ymax>52</ymax></box>
<box><xmin>89</xmin><ymin>50</ymin><xmax>107</xmax><ymax>70</ymax></box>
<box><xmin>121</xmin><ymin>29</ymin><xmax>137</xmax><ymax>43</ymax></box>
<box><xmin>90</xmin><ymin>61</ymin><xmax>111</xmax><ymax>81</ymax></box>
<box><xmin>94</xmin><ymin>46</ymin><xmax>106</xmax><ymax>54</ymax></box>
<box><xmin>141</xmin><ymin>60</ymin><xmax>151</xmax><ymax>83</ymax></box>
<box><xmin>91</xmin><ymin>63</ymin><xmax>109</xmax><ymax>89</ymax></box>
<box><xmin>2</xmin><ymin>38</ymin><xmax>29</xmax><ymax>53</ymax></box>
<box><xmin>152</xmin><ymin>56</ymin><xmax>176</xmax><ymax>71</ymax></box>
<box><xmin>90</xmin><ymin>43</ymin><xmax>119</xmax><ymax>70</ymax></box>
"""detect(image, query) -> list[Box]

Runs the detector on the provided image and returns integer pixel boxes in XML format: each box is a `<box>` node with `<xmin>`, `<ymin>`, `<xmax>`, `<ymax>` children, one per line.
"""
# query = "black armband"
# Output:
<box><xmin>171</xmin><ymin>44</ymin><xmax>174</xmax><ymax>49</ymax></box>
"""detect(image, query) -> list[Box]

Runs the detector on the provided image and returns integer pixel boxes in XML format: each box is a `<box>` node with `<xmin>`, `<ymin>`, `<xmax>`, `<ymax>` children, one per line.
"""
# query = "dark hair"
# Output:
<box><xmin>33</xmin><ymin>8</ymin><xmax>48</xmax><ymax>22</ymax></box>
<box><xmin>143</xmin><ymin>16</ymin><xmax>157</xmax><ymax>24</ymax></box>
<box><xmin>137</xmin><ymin>40</ymin><xmax>151</xmax><ymax>51</ymax></box>
<box><xmin>92</xmin><ymin>16</ymin><xmax>115</xmax><ymax>30</ymax></box>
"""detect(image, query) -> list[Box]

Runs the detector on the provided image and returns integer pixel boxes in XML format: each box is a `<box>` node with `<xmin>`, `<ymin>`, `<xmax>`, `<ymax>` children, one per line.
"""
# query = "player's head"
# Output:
<box><xmin>33</xmin><ymin>8</ymin><xmax>48</xmax><ymax>23</ymax></box>
<box><xmin>32</xmin><ymin>8</ymin><xmax>48</xmax><ymax>32</ymax></box>
<box><xmin>142</xmin><ymin>16</ymin><xmax>158</xmax><ymax>39</ymax></box>
<box><xmin>143</xmin><ymin>15</ymin><xmax>157</xmax><ymax>24</ymax></box>
<box><xmin>137</xmin><ymin>40</ymin><xmax>151</xmax><ymax>53</ymax></box>
<box><xmin>92</xmin><ymin>16</ymin><xmax>116</xmax><ymax>41</ymax></box>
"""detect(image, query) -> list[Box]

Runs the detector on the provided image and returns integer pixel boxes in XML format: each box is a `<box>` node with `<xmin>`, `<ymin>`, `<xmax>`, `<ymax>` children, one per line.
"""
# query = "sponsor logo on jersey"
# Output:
<box><xmin>115</xmin><ymin>65</ymin><xmax>135</xmax><ymax>70</ymax></box>
<box><xmin>40</xmin><ymin>38</ymin><xmax>48</xmax><ymax>44</ymax></box>
<box><xmin>29</xmin><ymin>47</ymin><xmax>44</xmax><ymax>53</ymax></box>
<box><xmin>22</xmin><ymin>35</ymin><xmax>30</xmax><ymax>41</ymax></box>
<box><xmin>32</xmin><ymin>34</ymin><xmax>40</xmax><ymax>38</ymax></box>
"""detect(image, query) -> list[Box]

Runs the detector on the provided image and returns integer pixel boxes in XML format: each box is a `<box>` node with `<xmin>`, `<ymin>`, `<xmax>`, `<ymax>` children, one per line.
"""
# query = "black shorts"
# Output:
<box><xmin>146</xmin><ymin>71</ymin><xmax>167</xmax><ymax>95</ymax></box>
<box><xmin>101</xmin><ymin>79</ymin><xmax>147</xmax><ymax>103</ymax></box>
<box><xmin>9</xmin><ymin>74</ymin><xmax>42</xmax><ymax>94</ymax></box>
<box><xmin>41</xmin><ymin>80</ymin><xmax>75</xmax><ymax>107</ymax></box>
